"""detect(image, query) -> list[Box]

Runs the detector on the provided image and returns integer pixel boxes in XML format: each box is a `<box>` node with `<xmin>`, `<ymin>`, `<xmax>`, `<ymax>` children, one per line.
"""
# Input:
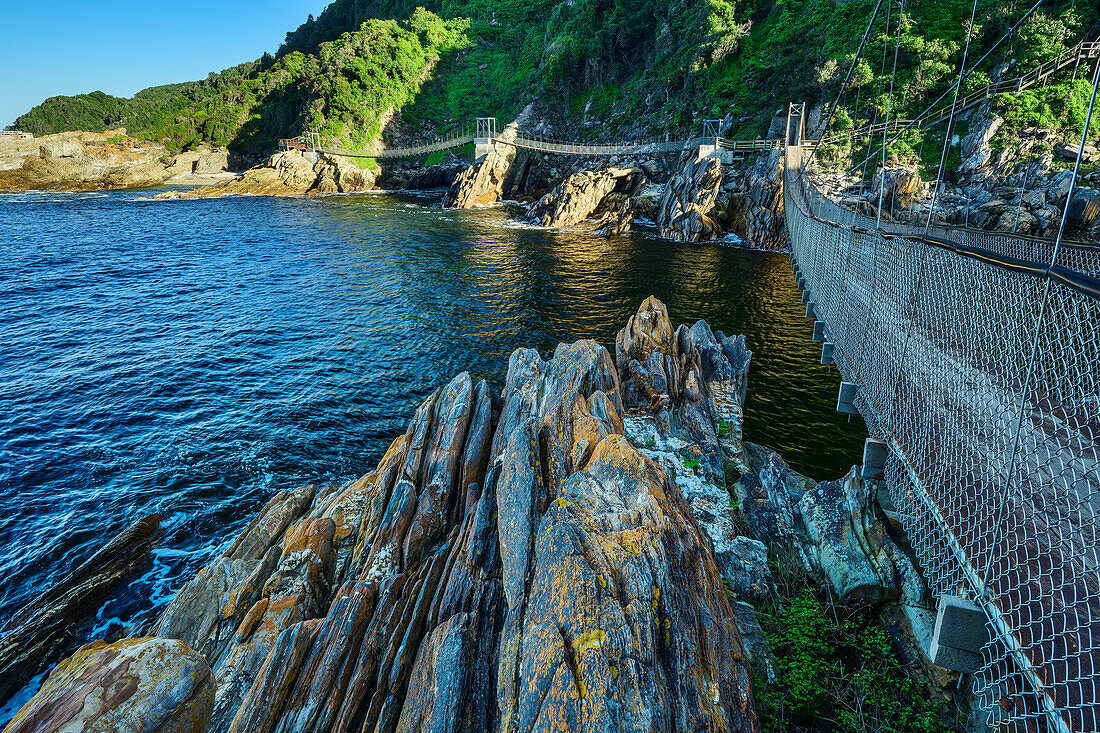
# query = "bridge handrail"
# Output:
<box><xmin>785</xmin><ymin>142</ymin><xmax>1100</xmax><ymax>732</ymax></box>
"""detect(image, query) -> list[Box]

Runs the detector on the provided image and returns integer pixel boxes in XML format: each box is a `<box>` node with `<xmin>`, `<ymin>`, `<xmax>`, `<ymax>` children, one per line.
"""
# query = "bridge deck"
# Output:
<box><xmin>786</xmin><ymin>145</ymin><xmax>1100</xmax><ymax>731</ymax></box>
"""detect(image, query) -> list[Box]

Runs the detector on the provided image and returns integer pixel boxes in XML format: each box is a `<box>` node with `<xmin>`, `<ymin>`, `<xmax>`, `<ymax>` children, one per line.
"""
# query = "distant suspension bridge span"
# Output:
<box><xmin>280</xmin><ymin>117</ymin><xmax>781</xmax><ymax>161</ymax></box>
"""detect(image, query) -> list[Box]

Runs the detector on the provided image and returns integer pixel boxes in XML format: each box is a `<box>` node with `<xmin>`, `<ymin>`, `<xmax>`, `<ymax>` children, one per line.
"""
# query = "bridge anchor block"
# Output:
<box><xmin>812</xmin><ymin>321</ymin><xmax>828</xmax><ymax>342</ymax></box>
<box><xmin>837</xmin><ymin>381</ymin><xmax>859</xmax><ymax>414</ymax></box>
<box><xmin>929</xmin><ymin>595</ymin><xmax>993</xmax><ymax>674</ymax></box>
<box><xmin>860</xmin><ymin>438</ymin><xmax>889</xmax><ymax>480</ymax></box>
<box><xmin>821</xmin><ymin>343</ymin><xmax>835</xmax><ymax>366</ymax></box>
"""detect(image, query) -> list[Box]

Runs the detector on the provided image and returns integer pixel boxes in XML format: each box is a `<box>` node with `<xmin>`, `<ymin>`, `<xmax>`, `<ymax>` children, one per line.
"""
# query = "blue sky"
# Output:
<box><xmin>0</xmin><ymin>1</ymin><xmax>333</xmax><ymax>128</ymax></box>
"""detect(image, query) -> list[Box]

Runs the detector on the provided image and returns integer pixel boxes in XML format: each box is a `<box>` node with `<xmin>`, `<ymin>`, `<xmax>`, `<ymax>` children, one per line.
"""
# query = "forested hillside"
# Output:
<box><xmin>9</xmin><ymin>0</ymin><xmax>1097</xmax><ymax>156</ymax></box>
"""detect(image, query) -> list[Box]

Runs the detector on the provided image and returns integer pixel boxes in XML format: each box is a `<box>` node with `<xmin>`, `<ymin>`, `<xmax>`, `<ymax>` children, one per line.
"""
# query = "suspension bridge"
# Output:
<box><xmin>279</xmin><ymin>117</ymin><xmax>781</xmax><ymax>161</ymax></box>
<box><xmin>782</xmin><ymin>0</ymin><xmax>1100</xmax><ymax>722</ymax></box>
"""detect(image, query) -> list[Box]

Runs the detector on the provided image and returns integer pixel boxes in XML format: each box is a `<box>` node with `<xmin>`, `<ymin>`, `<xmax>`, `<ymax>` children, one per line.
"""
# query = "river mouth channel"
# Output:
<box><xmin>0</xmin><ymin>188</ymin><xmax>865</xmax><ymax>712</ymax></box>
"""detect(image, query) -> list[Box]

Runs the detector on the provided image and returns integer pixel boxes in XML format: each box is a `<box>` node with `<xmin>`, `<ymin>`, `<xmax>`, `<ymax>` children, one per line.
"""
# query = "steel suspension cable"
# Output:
<box><xmin>882</xmin><ymin>0</ymin><xmax>981</xmax><ymax>443</ymax></box>
<box><xmin>802</xmin><ymin>0</ymin><xmax>887</xmax><ymax>173</ymax></box>
<box><xmin>848</xmin><ymin>0</ymin><xmax>1045</xmax><ymax>175</ymax></box>
<box><xmin>922</xmin><ymin>0</ymin><xmax>981</xmax><ymax>234</ymax></box>
<box><xmin>877</xmin><ymin>0</ymin><xmax>906</xmax><ymax>229</ymax></box>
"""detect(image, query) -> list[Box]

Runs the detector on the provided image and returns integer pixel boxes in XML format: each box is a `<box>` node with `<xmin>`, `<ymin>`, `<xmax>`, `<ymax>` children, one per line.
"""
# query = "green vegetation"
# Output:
<box><xmin>8</xmin><ymin>0</ymin><xmax>1093</xmax><ymax>161</ymax></box>
<box><xmin>682</xmin><ymin>455</ymin><xmax>702</xmax><ymax>471</ymax></box>
<box><xmin>995</xmin><ymin>77</ymin><xmax>1100</xmax><ymax>142</ymax></box>
<box><xmin>12</xmin><ymin>65</ymin><xmax>256</xmax><ymax>137</ymax></box>
<box><xmin>754</xmin><ymin>590</ymin><xmax>951</xmax><ymax>732</ymax></box>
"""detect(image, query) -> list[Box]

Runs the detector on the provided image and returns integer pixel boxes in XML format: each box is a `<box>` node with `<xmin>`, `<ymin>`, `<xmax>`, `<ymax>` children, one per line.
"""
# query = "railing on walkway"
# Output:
<box><xmin>283</xmin><ymin>128</ymin><xmax>784</xmax><ymax>161</ymax></box>
<box><xmin>499</xmin><ymin>134</ymin><xmax>704</xmax><ymax>156</ymax></box>
<box><xmin>785</xmin><ymin>140</ymin><xmax>1100</xmax><ymax>731</ymax></box>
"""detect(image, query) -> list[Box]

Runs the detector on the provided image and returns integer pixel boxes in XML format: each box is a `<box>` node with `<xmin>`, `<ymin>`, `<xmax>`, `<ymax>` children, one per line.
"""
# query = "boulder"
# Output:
<box><xmin>525</xmin><ymin>167</ymin><xmax>636</xmax><ymax>227</ymax></box>
<box><xmin>798</xmin><ymin>468</ymin><xmax>920</xmax><ymax>603</ymax></box>
<box><xmin>870</xmin><ymin>167</ymin><xmax>927</xmax><ymax>207</ymax></box>
<box><xmin>657</xmin><ymin>156</ymin><xmax>724</xmax><ymax>241</ymax></box>
<box><xmin>0</xmin><ymin>515</ymin><xmax>163</xmax><ymax>703</ymax></box>
<box><xmin>592</xmin><ymin>197</ymin><xmax>634</xmax><ymax>236</ymax></box>
<box><xmin>2</xmin><ymin>637</ymin><xmax>213</xmax><ymax>733</ymax></box>
<box><xmin>959</xmin><ymin>115</ymin><xmax>1002</xmax><ymax>172</ymax></box>
<box><xmin>194</xmin><ymin>149</ymin><xmax>230</xmax><ymax>174</ymax></box>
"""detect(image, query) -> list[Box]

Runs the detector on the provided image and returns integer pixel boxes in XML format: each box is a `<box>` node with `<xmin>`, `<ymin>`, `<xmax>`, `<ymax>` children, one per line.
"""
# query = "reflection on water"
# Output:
<box><xmin>0</xmin><ymin>189</ymin><xmax>864</xmax><ymax>700</ymax></box>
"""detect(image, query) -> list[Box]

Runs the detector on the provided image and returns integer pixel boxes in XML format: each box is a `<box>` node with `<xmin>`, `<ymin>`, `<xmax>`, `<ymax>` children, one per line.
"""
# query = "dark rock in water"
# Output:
<box><xmin>0</xmin><ymin>514</ymin><xmax>162</xmax><ymax>704</ymax></box>
<box><xmin>15</xmin><ymin>299</ymin><xmax>762</xmax><ymax>733</ymax></box>
<box><xmin>657</xmin><ymin>157</ymin><xmax>723</xmax><ymax>242</ymax></box>
<box><xmin>379</xmin><ymin>161</ymin><xmax>466</xmax><ymax>190</ymax></box>
<box><xmin>592</xmin><ymin>198</ymin><xmax>634</xmax><ymax>237</ymax></box>
<box><xmin>524</xmin><ymin>167</ymin><xmax>637</xmax><ymax>227</ymax></box>
<box><xmin>3</xmin><ymin>636</ymin><xmax>213</xmax><ymax>733</ymax></box>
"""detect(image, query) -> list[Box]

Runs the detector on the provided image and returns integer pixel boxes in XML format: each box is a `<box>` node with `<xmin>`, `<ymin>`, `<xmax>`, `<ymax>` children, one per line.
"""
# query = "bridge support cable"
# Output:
<box><xmin>801</xmin><ymin>0</ymin><xmax>886</xmax><ymax>174</ymax></box>
<box><xmin>876</xmin><ymin>0</ymin><xmax>905</xmax><ymax>230</ymax></box>
<box><xmin>847</xmin><ymin>0</ymin><xmax>1047</xmax><ymax>176</ymax></box>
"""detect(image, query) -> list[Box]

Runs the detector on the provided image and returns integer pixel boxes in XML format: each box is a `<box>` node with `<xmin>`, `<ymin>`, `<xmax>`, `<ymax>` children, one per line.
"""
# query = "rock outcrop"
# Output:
<box><xmin>0</xmin><ymin>132</ymin><xmax>170</xmax><ymax>191</ymax></box>
<box><xmin>524</xmin><ymin>167</ymin><xmax>637</xmax><ymax>227</ymax></box>
<box><xmin>158</xmin><ymin>151</ymin><xmax>376</xmax><ymax>199</ymax></box>
<box><xmin>0</xmin><ymin>131</ymin><xmax>235</xmax><ymax>191</ymax></box>
<box><xmin>12</xmin><ymin>298</ymin><xmax>761</xmax><ymax>733</ymax></box>
<box><xmin>3</xmin><ymin>637</ymin><xmax>213</xmax><ymax>733</ymax></box>
<box><xmin>443</xmin><ymin>104</ymin><xmax>534</xmax><ymax>208</ymax></box>
<box><xmin>0</xmin><ymin>514</ymin><xmax>163</xmax><ymax>703</ymax></box>
<box><xmin>657</xmin><ymin>157</ymin><xmax>724</xmax><ymax>241</ymax></box>
<box><xmin>720</xmin><ymin>150</ymin><xmax>786</xmax><ymax>249</ymax></box>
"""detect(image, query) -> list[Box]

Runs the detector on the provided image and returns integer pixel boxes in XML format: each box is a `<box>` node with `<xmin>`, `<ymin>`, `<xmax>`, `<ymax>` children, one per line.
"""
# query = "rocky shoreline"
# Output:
<box><xmin>0</xmin><ymin>130</ymin><xmax>238</xmax><ymax>191</ymax></box>
<box><xmin>2</xmin><ymin>297</ymin><xmax>966</xmax><ymax>733</ymax></box>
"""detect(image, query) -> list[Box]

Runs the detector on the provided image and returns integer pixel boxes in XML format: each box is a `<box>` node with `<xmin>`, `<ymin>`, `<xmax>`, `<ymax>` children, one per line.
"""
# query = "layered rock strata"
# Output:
<box><xmin>8</xmin><ymin>297</ymin><xmax>763</xmax><ymax>733</ymax></box>
<box><xmin>158</xmin><ymin>151</ymin><xmax>376</xmax><ymax>199</ymax></box>
<box><xmin>524</xmin><ymin>167</ymin><xmax>638</xmax><ymax>227</ymax></box>
<box><xmin>0</xmin><ymin>514</ymin><xmax>163</xmax><ymax>703</ymax></box>
<box><xmin>0</xmin><ymin>131</ymin><xmax>235</xmax><ymax>191</ymax></box>
<box><xmin>657</xmin><ymin>157</ymin><xmax>724</xmax><ymax>242</ymax></box>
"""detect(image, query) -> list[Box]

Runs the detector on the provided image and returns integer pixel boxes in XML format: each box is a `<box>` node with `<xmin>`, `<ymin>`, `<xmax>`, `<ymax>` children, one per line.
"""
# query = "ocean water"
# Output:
<box><xmin>0</xmin><ymin>188</ymin><xmax>864</xmax><ymax>708</ymax></box>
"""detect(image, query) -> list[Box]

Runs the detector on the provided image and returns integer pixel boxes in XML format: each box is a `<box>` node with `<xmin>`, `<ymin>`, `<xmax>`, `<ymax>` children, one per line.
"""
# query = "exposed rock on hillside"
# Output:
<box><xmin>657</xmin><ymin>157</ymin><xmax>724</xmax><ymax>241</ymax></box>
<box><xmin>0</xmin><ymin>131</ymin><xmax>235</xmax><ymax>191</ymax></box>
<box><xmin>157</xmin><ymin>150</ymin><xmax>376</xmax><ymax>199</ymax></box>
<box><xmin>524</xmin><ymin>167</ymin><xmax>638</xmax><ymax>227</ymax></box>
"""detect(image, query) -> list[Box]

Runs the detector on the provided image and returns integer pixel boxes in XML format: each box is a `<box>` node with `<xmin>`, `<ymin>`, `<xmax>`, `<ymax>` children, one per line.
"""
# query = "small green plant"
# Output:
<box><xmin>644</xmin><ymin>436</ymin><xmax>656</xmax><ymax>448</ymax></box>
<box><xmin>717</xmin><ymin>419</ymin><xmax>733</xmax><ymax>438</ymax></box>
<box><xmin>755</xmin><ymin>590</ymin><xmax>954</xmax><ymax>732</ymax></box>
<box><xmin>682</xmin><ymin>455</ymin><xmax>702</xmax><ymax>471</ymax></box>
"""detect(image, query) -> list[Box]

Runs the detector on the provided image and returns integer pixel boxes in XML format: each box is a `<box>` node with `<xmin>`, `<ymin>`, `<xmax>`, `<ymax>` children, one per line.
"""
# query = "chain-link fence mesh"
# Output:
<box><xmin>785</xmin><ymin>143</ymin><xmax>1100</xmax><ymax>732</ymax></box>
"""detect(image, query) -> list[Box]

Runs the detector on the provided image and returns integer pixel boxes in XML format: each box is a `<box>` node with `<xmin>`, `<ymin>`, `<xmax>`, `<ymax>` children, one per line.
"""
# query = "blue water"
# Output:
<box><xmin>0</xmin><ymin>188</ymin><xmax>864</xmax><ymax>702</ymax></box>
